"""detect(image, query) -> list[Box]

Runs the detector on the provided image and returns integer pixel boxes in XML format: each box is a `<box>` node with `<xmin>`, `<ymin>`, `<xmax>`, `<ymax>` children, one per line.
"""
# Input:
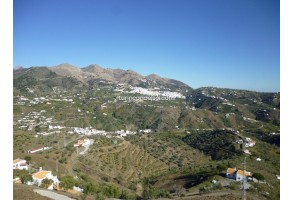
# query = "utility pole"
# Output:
<box><xmin>242</xmin><ymin>156</ymin><xmax>247</xmax><ymax>200</ymax></box>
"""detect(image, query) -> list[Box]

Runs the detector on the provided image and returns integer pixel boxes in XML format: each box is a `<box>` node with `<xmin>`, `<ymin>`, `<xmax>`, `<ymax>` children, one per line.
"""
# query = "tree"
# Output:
<box><xmin>41</xmin><ymin>178</ymin><xmax>53</xmax><ymax>188</ymax></box>
<box><xmin>59</xmin><ymin>176</ymin><xmax>77</xmax><ymax>190</ymax></box>
<box><xmin>24</xmin><ymin>156</ymin><xmax>32</xmax><ymax>165</ymax></box>
<box><xmin>120</xmin><ymin>190</ymin><xmax>136</xmax><ymax>200</ymax></box>
<box><xmin>20</xmin><ymin>173</ymin><xmax>33</xmax><ymax>184</ymax></box>
<box><xmin>95</xmin><ymin>193</ymin><xmax>105</xmax><ymax>200</ymax></box>
<box><xmin>35</xmin><ymin>125</ymin><xmax>41</xmax><ymax>133</ymax></box>
<box><xmin>216</xmin><ymin>164</ymin><xmax>226</xmax><ymax>172</ymax></box>
<box><xmin>253</xmin><ymin>172</ymin><xmax>265</xmax><ymax>182</ymax></box>
<box><xmin>14</xmin><ymin>169</ymin><xmax>33</xmax><ymax>184</ymax></box>
<box><xmin>103</xmin><ymin>184</ymin><xmax>122</xmax><ymax>198</ymax></box>
<box><xmin>142</xmin><ymin>187</ymin><xmax>156</xmax><ymax>200</ymax></box>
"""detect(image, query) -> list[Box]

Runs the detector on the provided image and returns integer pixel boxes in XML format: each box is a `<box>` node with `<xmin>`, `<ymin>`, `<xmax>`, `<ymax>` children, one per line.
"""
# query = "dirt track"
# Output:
<box><xmin>34</xmin><ymin>189</ymin><xmax>75</xmax><ymax>200</ymax></box>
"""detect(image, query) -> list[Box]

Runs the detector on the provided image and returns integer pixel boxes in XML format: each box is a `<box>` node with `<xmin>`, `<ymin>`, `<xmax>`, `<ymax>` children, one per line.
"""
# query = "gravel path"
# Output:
<box><xmin>33</xmin><ymin>189</ymin><xmax>75</xmax><ymax>200</ymax></box>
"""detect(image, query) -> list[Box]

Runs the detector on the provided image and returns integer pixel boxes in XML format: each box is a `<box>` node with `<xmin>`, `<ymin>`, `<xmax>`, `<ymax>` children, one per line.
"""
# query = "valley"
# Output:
<box><xmin>13</xmin><ymin>64</ymin><xmax>280</xmax><ymax>200</ymax></box>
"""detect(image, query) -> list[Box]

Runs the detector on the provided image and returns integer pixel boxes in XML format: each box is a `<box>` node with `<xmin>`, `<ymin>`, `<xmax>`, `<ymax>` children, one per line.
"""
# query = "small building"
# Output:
<box><xmin>226</xmin><ymin>168</ymin><xmax>252</xmax><ymax>181</ymax></box>
<box><xmin>13</xmin><ymin>158</ymin><xmax>28</xmax><ymax>170</ymax></box>
<box><xmin>226</xmin><ymin>168</ymin><xmax>237</xmax><ymax>179</ymax></box>
<box><xmin>31</xmin><ymin>169</ymin><xmax>59</xmax><ymax>189</ymax></box>
<box><xmin>74</xmin><ymin>138</ymin><xmax>91</xmax><ymax>147</ymax></box>
<box><xmin>244</xmin><ymin>137</ymin><xmax>256</xmax><ymax>147</ymax></box>
<box><xmin>28</xmin><ymin>146</ymin><xmax>50</xmax><ymax>154</ymax></box>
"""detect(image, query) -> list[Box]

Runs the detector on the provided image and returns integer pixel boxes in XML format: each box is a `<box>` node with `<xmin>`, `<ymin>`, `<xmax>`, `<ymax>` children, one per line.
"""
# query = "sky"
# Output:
<box><xmin>13</xmin><ymin>0</ymin><xmax>280</xmax><ymax>92</ymax></box>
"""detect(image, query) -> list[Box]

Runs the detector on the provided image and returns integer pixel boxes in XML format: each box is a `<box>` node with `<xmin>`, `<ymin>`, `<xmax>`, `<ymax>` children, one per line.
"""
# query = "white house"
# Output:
<box><xmin>31</xmin><ymin>169</ymin><xmax>59</xmax><ymax>190</ymax></box>
<box><xmin>13</xmin><ymin>158</ymin><xmax>28</xmax><ymax>170</ymax></box>
<box><xmin>244</xmin><ymin>137</ymin><xmax>256</xmax><ymax>147</ymax></box>
<box><xmin>28</xmin><ymin>146</ymin><xmax>51</xmax><ymax>154</ymax></box>
<box><xmin>74</xmin><ymin>138</ymin><xmax>91</xmax><ymax>147</ymax></box>
<box><xmin>226</xmin><ymin>168</ymin><xmax>252</xmax><ymax>181</ymax></box>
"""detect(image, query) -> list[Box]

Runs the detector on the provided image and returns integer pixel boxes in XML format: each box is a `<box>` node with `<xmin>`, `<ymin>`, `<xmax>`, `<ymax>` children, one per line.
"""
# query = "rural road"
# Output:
<box><xmin>34</xmin><ymin>189</ymin><xmax>75</xmax><ymax>200</ymax></box>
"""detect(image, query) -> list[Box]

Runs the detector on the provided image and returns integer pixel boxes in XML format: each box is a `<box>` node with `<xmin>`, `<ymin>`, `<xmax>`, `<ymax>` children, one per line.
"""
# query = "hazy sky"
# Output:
<box><xmin>14</xmin><ymin>0</ymin><xmax>280</xmax><ymax>92</ymax></box>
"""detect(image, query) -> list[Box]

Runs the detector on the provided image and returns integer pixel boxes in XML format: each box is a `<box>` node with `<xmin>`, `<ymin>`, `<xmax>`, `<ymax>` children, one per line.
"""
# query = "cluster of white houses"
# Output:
<box><xmin>128</xmin><ymin>86</ymin><xmax>185</xmax><ymax>99</ymax></box>
<box><xmin>15</xmin><ymin>93</ymin><xmax>77</xmax><ymax>106</ymax></box>
<box><xmin>15</xmin><ymin>96</ymin><xmax>50</xmax><ymax>105</ymax></box>
<box><xmin>73</xmin><ymin>127</ymin><xmax>107</xmax><ymax>136</ymax></box>
<box><xmin>72</xmin><ymin>127</ymin><xmax>141</xmax><ymax>137</ymax></box>
<box><xmin>15</xmin><ymin>110</ymin><xmax>57</xmax><ymax>131</ymax></box>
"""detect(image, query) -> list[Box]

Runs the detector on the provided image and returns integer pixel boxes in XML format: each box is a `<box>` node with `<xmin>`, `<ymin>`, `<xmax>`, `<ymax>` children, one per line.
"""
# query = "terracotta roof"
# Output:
<box><xmin>227</xmin><ymin>168</ymin><xmax>237</xmax><ymax>174</ymax></box>
<box><xmin>13</xmin><ymin>159</ymin><xmax>26</xmax><ymax>164</ymax></box>
<box><xmin>32</xmin><ymin>171</ymin><xmax>51</xmax><ymax>180</ymax></box>
<box><xmin>237</xmin><ymin>170</ymin><xmax>252</xmax><ymax>177</ymax></box>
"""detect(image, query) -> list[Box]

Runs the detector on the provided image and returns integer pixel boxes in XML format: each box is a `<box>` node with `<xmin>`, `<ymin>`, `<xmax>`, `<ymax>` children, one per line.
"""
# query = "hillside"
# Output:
<box><xmin>13</xmin><ymin>65</ymin><xmax>280</xmax><ymax>200</ymax></box>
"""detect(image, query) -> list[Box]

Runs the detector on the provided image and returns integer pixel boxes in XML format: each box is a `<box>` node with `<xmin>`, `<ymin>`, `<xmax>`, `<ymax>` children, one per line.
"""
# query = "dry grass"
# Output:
<box><xmin>14</xmin><ymin>184</ymin><xmax>52</xmax><ymax>200</ymax></box>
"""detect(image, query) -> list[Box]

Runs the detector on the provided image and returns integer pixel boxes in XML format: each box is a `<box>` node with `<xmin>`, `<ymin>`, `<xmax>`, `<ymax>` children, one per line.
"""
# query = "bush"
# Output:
<box><xmin>142</xmin><ymin>186</ymin><xmax>171</xmax><ymax>200</ymax></box>
<box><xmin>120</xmin><ymin>190</ymin><xmax>136</xmax><ymax>200</ymax></box>
<box><xmin>20</xmin><ymin>173</ymin><xmax>33</xmax><ymax>184</ymax></box>
<box><xmin>229</xmin><ymin>181</ymin><xmax>240</xmax><ymax>190</ymax></box>
<box><xmin>13</xmin><ymin>169</ymin><xmax>33</xmax><ymax>184</ymax></box>
<box><xmin>253</xmin><ymin>172</ymin><xmax>265</xmax><ymax>181</ymax></box>
<box><xmin>199</xmin><ymin>187</ymin><xmax>210</xmax><ymax>194</ymax></box>
<box><xmin>101</xmin><ymin>176</ymin><xmax>109</xmax><ymax>182</ymax></box>
<box><xmin>213</xmin><ymin>183</ymin><xmax>223</xmax><ymax>190</ymax></box>
<box><xmin>102</xmin><ymin>184</ymin><xmax>122</xmax><ymax>198</ymax></box>
<box><xmin>95</xmin><ymin>193</ymin><xmax>105</xmax><ymax>200</ymax></box>
<box><xmin>59</xmin><ymin>176</ymin><xmax>77</xmax><ymax>190</ymax></box>
<box><xmin>41</xmin><ymin>178</ymin><xmax>53</xmax><ymax>188</ymax></box>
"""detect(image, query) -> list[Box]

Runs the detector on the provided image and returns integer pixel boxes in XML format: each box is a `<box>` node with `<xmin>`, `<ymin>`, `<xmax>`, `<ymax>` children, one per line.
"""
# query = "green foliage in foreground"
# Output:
<box><xmin>13</xmin><ymin>169</ymin><xmax>33</xmax><ymax>184</ymax></box>
<box><xmin>41</xmin><ymin>178</ymin><xmax>53</xmax><ymax>188</ymax></box>
<box><xmin>59</xmin><ymin>176</ymin><xmax>77</xmax><ymax>190</ymax></box>
<box><xmin>75</xmin><ymin>174</ymin><xmax>137</xmax><ymax>199</ymax></box>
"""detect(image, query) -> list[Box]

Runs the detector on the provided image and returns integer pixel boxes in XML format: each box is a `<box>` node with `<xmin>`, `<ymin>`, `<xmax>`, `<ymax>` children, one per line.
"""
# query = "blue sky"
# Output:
<box><xmin>14</xmin><ymin>0</ymin><xmax>280</xmax><ymax>92</ymax></box>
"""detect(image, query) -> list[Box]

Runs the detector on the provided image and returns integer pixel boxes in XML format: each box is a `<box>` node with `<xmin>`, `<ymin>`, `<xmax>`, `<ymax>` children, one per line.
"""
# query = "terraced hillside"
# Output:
<box><xmin>74</xmin><ymin>137</ymin><xmax>169</xmax><ymax>186</ymax></box>
<box><xmin>126</xmin><ymin>133</ymin><xmax>210</xmax><ymax>168</ymax></box>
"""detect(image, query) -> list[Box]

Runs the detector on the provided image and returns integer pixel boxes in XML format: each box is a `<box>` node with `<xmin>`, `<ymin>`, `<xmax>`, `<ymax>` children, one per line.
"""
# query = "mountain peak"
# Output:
<box><xmin>146</xmin><ymin>73</ymin><xmax>162</xmax><ymax>80</ymax></box>
<box><xmin>53</xmin><ymin>63</ymin><xmax>78</xmax><ymax>69</ymax></box>
<box><xmin>50</xmin><ymin>63</ymin><xmax>84</xmax><ymax>81</ymax></box>
<box><xmin>83</xmin><ymin>64</ymin><xmax>104</xmax><ymax>73</ymax></box>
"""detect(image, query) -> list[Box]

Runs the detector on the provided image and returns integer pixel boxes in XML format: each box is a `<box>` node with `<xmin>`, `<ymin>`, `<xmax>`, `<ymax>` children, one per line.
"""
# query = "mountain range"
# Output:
<box><xmin>14</xmin><ymin>63</ymin><xmax>191</xmax><ymax>92</ymax></box>
<box><xmin>13</xmin><ymin>63</ymin><xmax>280</xmax><ymax>132</ymax></box>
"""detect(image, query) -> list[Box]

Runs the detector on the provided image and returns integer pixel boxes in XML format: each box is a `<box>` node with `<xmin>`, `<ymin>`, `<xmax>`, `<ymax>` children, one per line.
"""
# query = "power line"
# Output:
<box><xmin>242</xmin><ymin>156</ymin><xmax>247</xmax><ymax>200</ymax></box>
